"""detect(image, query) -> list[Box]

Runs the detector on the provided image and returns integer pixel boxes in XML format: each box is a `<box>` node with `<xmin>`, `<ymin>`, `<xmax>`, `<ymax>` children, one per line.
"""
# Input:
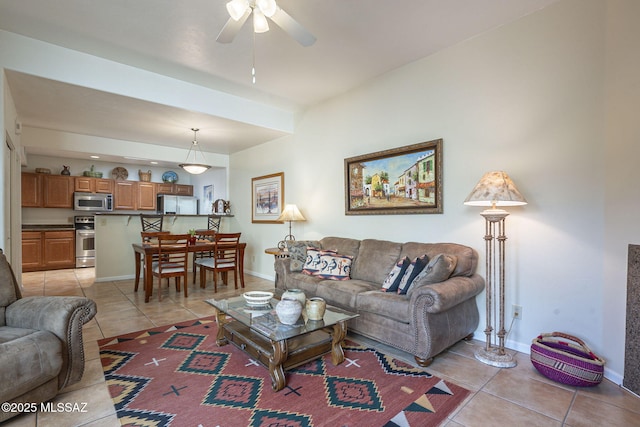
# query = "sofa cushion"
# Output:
<box><xmin>351</xmin><ymin>239</ymin><xmax>402</xmax><ymax>283</ymax></box>
<box><xmin>287</xmin><ymin>240</ymin><xmax>321</xmax><ymax>272</ymax></box>
<box><xmin>356</xmin><ymin>291</ymin><xmax>411</xmax><ymax>324</ymax></box>
<box><xmin>397</xmin><ymin>255</ymin><xmax>429</xmax><ymax>295</ymax></box>
<box><xmin>407</xmin><ymin>254</ymin><xmax>458</xmax><ymax>295</ymax></box>
<box><xmin>314</xmin><ymin>253</ymin><xmax>353</xmax><ymax>280</ymax></box>
<box><xmin>0</xmin><ymin>328</ymin><xmax>63</xmax><ymax>402</ymax></box>
<box><xmin>400</xmin><ymin>242</ymin><xmax>477</xmax><ymax>278</ymax></box>
<box><xmin>382</xmin><ymin>257</ymin><xmax>410</xmax><ymax>292</ymax></box>
<box><xmin>283</xmin><ymin>272</ymin><xmax>323</xmax><ymax>296</ymax></box>
<box><xmin>320</xmin><ymin>237</ymin><xmax>361</xmax><ymax>258</ymax></box>
<box><xmin>315</xmin><ymin>279</ymin><xmax>379</xmax><ymax>310</ymax></box>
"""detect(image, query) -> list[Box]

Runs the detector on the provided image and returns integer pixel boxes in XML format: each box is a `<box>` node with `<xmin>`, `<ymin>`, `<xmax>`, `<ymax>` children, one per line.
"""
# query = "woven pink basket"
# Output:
<box><xmin>530</xmin><ymin>332</ymin><xmax>604</xmax><ymax>387</ymax></box>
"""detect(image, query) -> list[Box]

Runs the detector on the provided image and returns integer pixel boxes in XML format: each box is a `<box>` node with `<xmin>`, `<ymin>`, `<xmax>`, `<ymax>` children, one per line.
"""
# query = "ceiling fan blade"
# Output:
<box><xmin>269</xmin><ymin>7</ymin><xmax>316</xmax><ymax>47</ymax></box>
<box><xmin>216</xmin><ymin>10</ymin><xmax>251</xmax><ymax>43</ymax></box>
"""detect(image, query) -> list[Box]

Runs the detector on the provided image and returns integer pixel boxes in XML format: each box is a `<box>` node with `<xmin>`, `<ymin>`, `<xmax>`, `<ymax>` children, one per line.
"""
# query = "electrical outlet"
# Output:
<box><xmin>512</xmin><ymin>304</ymin><xmax>523</xmax><ymax>320</ymax></box>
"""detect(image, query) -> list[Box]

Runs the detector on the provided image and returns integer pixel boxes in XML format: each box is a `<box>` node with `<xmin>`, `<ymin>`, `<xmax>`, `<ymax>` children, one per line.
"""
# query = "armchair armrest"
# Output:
<box><xmin>409</xmin><ymin>274</ymin><xmax>485</xmax><ymax>314</ymax></box>
<box><xmin>5</xmin><ymin>296</ymin><xmax>97</xmax><ymax>389</ymax></box>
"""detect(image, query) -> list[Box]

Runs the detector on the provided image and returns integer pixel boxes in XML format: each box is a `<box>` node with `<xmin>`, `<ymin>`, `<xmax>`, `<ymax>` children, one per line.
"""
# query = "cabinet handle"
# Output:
<box><xmin>240</xmin><ymin>343</ymin><xmax>246</xmax><ymax>350</ymax></box>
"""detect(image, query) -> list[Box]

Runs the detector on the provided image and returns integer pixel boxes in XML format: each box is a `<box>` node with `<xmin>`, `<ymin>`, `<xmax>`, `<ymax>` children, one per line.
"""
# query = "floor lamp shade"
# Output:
<box><xmin>464</xmin><ymin>171</ymin><xmax>527</xmax><ymax>368</ymax></box>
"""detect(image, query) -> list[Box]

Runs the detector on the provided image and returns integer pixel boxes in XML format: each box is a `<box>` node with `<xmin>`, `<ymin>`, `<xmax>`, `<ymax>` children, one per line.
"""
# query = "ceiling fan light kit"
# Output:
<box><xmin>219</xmin><ymin>0</ymin><xmax>316</xmax><ymax>47</ymax></box>
<box><xmin>252</xmin><ymin>9</ymin><xmax>269</xmax><ymax>33</ymax></box>
<box><xmin>178</xmin><ymin>128</ymin><xmax>211</xmax><ymax>175</ymax></box>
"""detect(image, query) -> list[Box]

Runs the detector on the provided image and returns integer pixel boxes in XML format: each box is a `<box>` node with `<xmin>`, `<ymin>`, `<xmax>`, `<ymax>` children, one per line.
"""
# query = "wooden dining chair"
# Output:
<box><xmin>135</xmin><ymin>231</ymin><xmax>170</xmax><ymax>292</ymax></box>
<box><xmin>207</xmin><ymin>215</ymin><xmax>222</xmax><ymax>232</ymax></box>
<box><xmin>152</xmin><ymin>233</ymin><xmax>190</xmax><ymax>301</ymax></box>
<box><xmin>195</xmin><ymin>232</ymin><xmax>241</xmax><ymax>292</ymax></box>
<box><xmin>192</xmin><ymin>229</ymin><xmax>216</xmax><ymax>284</ymax></box>
<box><xmin>140</xmin><ymin>214</ymin><xmax>163</xmax><ymax>232</ymax></box>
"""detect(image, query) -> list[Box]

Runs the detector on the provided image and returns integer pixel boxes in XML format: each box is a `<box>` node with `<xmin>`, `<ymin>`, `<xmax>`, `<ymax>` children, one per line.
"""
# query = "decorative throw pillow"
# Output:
<box><xmin>397</xmin><ymin>254</ymin><xmax>429</xmax><ymax>295</ymax></box>
<box><xmin>382</xmin><ymin>256</ymin><xmax>411</xmax><ymax>292</ymax></box>
<box><xmin>287</xmin><ymin>240</ymin><xmax>321</xmax><ymax>272</ymax></box>
<box><xmin>404</xmin><ymin>253</ymin><xmax>458</xmax><ymax>294</ymax></box>
<box><xmin>302</xmin><ymin>248</ymin><xmax>336</xmax><ymax>276</ymax></box>
<box><xmin>302</xmin><ymin>247</ymin><xmax>323</xmax><ymax>275</ymax></box>
<box><xmin>314</xmin><ymin>253</ymin><xmax>353</xmax><ymax>280</ymax></box>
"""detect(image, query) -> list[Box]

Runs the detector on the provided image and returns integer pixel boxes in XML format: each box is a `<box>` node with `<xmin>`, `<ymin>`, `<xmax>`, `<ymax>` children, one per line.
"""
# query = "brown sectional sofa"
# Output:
<box><xmin>274</xmin><ymin>237</ymin><xmax>485</xmax><ymax>366</ymax></box>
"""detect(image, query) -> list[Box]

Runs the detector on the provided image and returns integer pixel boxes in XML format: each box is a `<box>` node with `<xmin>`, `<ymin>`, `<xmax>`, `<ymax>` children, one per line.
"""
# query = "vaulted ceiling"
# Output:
<box><xmin>0</xmin><ymin>0</ymin><xmax>559</xmax><ymax>163</ymax></box>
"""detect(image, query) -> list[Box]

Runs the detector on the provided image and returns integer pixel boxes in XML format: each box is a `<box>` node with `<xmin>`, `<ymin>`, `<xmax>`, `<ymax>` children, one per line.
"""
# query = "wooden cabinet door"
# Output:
<box><xmin>95</xmin><ymin>178</ymin><xmax>114</xmax><ymax>193</ymax></box>
<box><xmin>21</xmin><ymin>173</ymin><xmax>43</xmax><ymax>207</ymax></box>
<box><xmin>175</xmin><ymin>184</ymin><xmax>193</xmax><ymax>196</ymax></box>
<box><xmin>43</xmin><ymin>175</ymin><xmax>74</xmax><ymax>208</ymax></box>
<box><xmin>114</xmin><ymin>181</ymin><xmax>136</xmax><ymax>210</ymax></box>
<box><xmin>75</xmin><ymin>177</ymin><xmax>94</xmax><ymax>193</ymax></box>
<box><xmin>22</xmin><ymin>231</ymin><xmax>43</xmax><ymax>271</ymax></box>
<box><xmin>43</xmin><ymin>231</ymin><xmax>75</xmax><ymax>269</ymax></box>
<box><xmin>137</xmin><ymin>182</ymin><xmax>156</xmax><ymax>210</ymax></box>
<box><xmin>156</xmin><ymin>183</ymin><xmax>174</xmax><ymax>194</ymax></box>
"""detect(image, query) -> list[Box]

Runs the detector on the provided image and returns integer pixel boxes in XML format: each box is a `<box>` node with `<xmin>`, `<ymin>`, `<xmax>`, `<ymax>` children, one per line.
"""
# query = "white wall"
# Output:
<box><xmin>2</xmin><ymin>71</ymin><xmax>23</xmax><ymax>266</ymax></box>
<box><xmin>229</xmin><ymin>0</ymin><xmax>635</xmax><ymax>382</ymax></box>
<box><xmin>603</xmin><ymin>0</ymin><xmax>640</xmax><ymax>383</ymax></box>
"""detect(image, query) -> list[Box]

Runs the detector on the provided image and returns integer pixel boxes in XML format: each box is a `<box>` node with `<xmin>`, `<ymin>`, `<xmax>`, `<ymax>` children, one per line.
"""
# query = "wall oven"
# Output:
<box><xmin>75</xmin><ymin>216</ymin><xmax>95</xmax><ymax>268</ymax></box>
<box><xmin>74</xmin><ymin>192</ymin><xmax>113</xmax><ymax>212</ymax></box>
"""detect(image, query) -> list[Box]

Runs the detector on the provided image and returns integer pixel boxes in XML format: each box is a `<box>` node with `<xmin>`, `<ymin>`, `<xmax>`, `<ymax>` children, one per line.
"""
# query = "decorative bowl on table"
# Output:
<box><xmin>242</xmin><ymin>291</ymin><xmax>274</xmax><ymax>306</ymax></box>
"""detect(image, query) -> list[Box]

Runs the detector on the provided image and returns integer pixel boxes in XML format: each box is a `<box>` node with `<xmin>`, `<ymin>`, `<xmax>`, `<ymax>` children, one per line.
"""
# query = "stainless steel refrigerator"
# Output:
<box><xmin>157</xmin><ymin>195</ymin><xmax>199</xmax><ymax>214</ymax></box>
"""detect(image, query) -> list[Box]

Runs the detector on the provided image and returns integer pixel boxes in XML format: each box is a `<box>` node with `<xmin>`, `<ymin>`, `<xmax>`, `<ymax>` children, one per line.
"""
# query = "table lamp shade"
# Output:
<box><xmin>464</xmin><ymin>171</ymin><xmax>527</xmax><ymax>207</ymax></box>
<box><xmin>277</xmin><ymin>204</ymin><xmax>306</xmax><ymax>222</ymax></box>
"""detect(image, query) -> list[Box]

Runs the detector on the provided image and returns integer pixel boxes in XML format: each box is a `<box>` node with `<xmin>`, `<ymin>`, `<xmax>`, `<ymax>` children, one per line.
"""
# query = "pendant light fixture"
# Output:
<box><xmin>179</xmin><ymin>128</ymin><xmax>211</xmax><ymax>175</ymax></box>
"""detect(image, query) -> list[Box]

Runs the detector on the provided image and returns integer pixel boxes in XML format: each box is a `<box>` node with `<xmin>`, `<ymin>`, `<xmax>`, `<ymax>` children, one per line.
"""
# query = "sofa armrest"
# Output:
<box><xmin>6</xmin><ymin>296</ymin><xmax>97</xmax><ymax>389</ymax></box>
<box><xmin>409</xmin><ymin>274</ymin><xmax>485</xmax><ymax>314</ymax></box>
<box><xmin>274</xmin><ymin>257</ymin><xmax>292</xmax><ymax>290</ymax></box>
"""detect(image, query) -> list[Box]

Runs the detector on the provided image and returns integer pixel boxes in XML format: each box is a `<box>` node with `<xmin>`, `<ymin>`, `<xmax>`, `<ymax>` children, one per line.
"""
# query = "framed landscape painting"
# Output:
<box><xmin>344</xmin><ymin>139</ymin><xmax>443</xmax><ymax>215</ymax></box>
<box><xmin>252</xmin><ymin>172</ymin><xmax>284</xmax><ymax>223</ymax></box>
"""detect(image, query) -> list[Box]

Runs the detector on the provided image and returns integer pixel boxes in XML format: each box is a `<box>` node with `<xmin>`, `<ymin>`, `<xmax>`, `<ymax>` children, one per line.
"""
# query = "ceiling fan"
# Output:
<box><xmin>217</xmin><ymin>0</ymin><xmax>316</xmax><ymax>47</ymax></box>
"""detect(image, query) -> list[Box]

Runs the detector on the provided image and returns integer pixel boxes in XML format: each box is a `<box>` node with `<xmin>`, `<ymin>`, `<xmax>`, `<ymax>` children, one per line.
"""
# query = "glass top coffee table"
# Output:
<box><xmin>206</xmin><ymin>289</ymin><xmax>358</xmax><ymax>391</ymax></box>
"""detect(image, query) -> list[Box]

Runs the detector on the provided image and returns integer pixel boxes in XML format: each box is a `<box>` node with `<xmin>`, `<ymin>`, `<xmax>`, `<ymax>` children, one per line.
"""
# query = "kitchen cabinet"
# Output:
<box><xmin>114</xmin><ymin>181</ymin><xmax>136</xmax><ymax>210</ymax></box>
<box><xmin>22</xmin><ymin>230</ymin><xmax>75</xmax><ymax>272</ymax></box>
<box><xmin>21</xmin><ymin>173</ymin><xmax>74</xmax><ymax>208</ymax></box>
<box><xmin>21</xmin><ymin>231</ymin><xmax>43</xmax><ymax>270</ymax></box>
<box><xmin>137</xmin><ymin>182</ymin><xmax>156</xmax><ymax>210</ymax></box>
<box><xmin>75</xmin><ymin>177</ymin><xmax>114</xmax><ymax>194</ymax></box>
<box><xmin>43</xmin><ymin>175</ymin><xmax>75</xmax><ymax>208</ymax></box>
<box><xmin>21</xmin><ymin>173</ymin><xmax>42</xmax><ymax>207</ymax></box>
<box><xmin>115</xmin><ymin>181</ymin><xmax>156</xmax><ymax>210</ymax></box>
<box><xmin>156</xmin><ymin>183</ymin><xmax>193</xmax><ymax>196</ymax></box>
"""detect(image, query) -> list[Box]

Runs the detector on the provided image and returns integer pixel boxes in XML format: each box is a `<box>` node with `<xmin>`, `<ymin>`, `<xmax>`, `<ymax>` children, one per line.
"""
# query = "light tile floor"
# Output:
<box><xmin>5</xmin><ymin>268</ymin><xmax>640</xmax><ymax>426</ymax></box>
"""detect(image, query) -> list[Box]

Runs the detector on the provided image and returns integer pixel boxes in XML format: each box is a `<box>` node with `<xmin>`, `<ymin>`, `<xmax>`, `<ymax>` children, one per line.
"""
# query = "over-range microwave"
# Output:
<box><xmin>73</xmin><ymin>192</ymin><xmax>113</xmax><ymax>212</ymax></box>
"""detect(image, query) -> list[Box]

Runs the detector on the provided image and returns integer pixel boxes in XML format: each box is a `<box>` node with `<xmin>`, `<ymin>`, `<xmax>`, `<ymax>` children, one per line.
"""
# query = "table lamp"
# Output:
<box><xmin>276</xmin><ymin>204</ymin><xmax>306</xmax><ymax>250</ymax></box>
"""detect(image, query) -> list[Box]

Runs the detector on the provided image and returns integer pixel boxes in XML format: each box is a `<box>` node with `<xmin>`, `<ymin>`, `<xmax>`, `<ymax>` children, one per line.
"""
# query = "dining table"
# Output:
<box><xmin>132</xmin><ymin>240</ymin><xmax>247</xmax><ymax>303</ymax></box>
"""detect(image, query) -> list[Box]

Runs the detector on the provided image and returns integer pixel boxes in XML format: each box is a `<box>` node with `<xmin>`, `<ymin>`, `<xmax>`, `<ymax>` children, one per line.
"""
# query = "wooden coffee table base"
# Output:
<box><xmin>214</xmin><ymin>308</ymin><xmax>348</xmax><ymax>391</ymax></box>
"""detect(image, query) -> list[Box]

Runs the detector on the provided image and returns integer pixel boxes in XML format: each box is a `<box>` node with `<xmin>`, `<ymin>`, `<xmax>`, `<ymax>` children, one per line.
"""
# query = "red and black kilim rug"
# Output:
<box><xmin>98</xmin><ymin>317</ymin><xmax>469</xmax><ymax>426</ymax></box>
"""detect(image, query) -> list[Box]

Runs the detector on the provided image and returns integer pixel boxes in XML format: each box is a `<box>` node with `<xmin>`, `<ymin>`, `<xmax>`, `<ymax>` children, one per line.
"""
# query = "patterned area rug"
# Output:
<box><xmin>98</xmin><ymin>317</ymin><xmax>469</xmax><ymax>427</ymax></box>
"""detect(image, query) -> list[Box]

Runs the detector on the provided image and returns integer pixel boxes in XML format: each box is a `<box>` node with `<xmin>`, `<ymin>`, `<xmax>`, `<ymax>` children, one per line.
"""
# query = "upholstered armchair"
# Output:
<box><xmin>0</xmin><ymin>253</ymin><xmax>97</xmax><ymax>422</ymax></box>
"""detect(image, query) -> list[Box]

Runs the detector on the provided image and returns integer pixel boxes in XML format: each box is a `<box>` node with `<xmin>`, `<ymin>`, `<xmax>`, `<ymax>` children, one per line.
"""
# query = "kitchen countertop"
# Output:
<box><xmin>22</xmin><ymin>224</ymin><xmax>75</xmax><ymax>231</ymax></box>
<box><xmin>94</xmin><ymin>213</ymin><xmax>234</xmax><ymax>217</ymax></box>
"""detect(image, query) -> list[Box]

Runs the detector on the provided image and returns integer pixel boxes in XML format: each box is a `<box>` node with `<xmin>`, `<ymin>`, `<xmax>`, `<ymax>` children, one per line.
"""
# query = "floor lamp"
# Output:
<box><xmin>464</xmin><ymin>171</ymin><xmax>527</xmax><ymax>368</ymax></box>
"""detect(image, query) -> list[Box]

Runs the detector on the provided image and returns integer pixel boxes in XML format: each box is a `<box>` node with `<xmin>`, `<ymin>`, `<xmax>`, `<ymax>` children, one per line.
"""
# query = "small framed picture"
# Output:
<box><xmin>252</xmin><ymin>172</ymin><xmax>284</xmax><ymax>223</ymax></box>
<box><xmin>213</xmin><ymin>198</ymin><xmax>227</xmax><ymax>214</ymax></box>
